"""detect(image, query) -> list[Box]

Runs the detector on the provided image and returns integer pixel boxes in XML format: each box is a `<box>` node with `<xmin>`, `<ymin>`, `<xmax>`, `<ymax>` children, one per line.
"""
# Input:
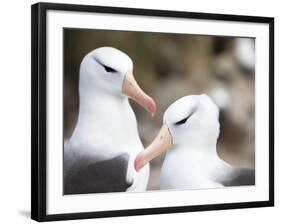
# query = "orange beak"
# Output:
<box><xmin>134</xmin><ymin>124</ymin><xmax>172</xmax><ymax>172</ymax></box>
<box><xmin>122</xmin><ymin>71</ymin><xmax>157</xmax><ymax>116</ymax></box>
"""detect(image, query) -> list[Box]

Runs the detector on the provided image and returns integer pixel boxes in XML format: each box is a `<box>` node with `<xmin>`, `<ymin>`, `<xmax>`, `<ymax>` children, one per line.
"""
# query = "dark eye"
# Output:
<box><xmin>174</xmin><ymin>117</ymin><xmax>189</xmax><ymax>125</ymax></box>
<box><xmin>103</xmin><ymin>64</ymin><xmax>117</xmax><ymax>73</ymax></box>
<box><xmin>174</xmin><ymin>110</ymin><xmax>196</xmax><ymax>126</ymax></box>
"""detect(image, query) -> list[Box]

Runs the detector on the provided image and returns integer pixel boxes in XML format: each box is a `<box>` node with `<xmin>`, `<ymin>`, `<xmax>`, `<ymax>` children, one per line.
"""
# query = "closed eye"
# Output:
<box><xmin>103</xmin><ymin>64</ymin><xmax>117</xmax><ymax>73</ymax></box>
<box><xmin>174</xmin><ymin>109</ymin><xmax>196</xmax><ymax>126</ymax></box>
<box><xmin>92</xmin><ymin>56</ymin><xmax>117</xmax><ymax>73</ymax></box>
<box><xmin>174</xmin><ymin>117</ymin><xmax>189</xmax><ymax>125</ymax></box>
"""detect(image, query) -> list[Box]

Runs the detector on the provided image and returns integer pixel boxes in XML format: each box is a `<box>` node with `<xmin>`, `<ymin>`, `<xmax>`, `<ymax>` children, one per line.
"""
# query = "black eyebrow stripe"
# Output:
<box><xmin>175</xmin><ymin>117</ymin><xmax>188</xmax><ymax>125</ymax></box>
<box><xmin>92</xmin><ymin>55</ymin><xmax>117</xmax><ymax>72</ymax></box>
<box><xmin>92</xmin><ymin>55</ymin><xmax>104</xmax><ymax>66</ymax></box>
<box><xmin>174</xmin><ymin>108</ymin><xmax>196</xmax><ymax>125</ymax></box>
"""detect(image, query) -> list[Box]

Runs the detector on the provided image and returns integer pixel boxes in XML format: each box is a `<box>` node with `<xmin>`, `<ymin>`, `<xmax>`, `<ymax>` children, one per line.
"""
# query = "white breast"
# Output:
<box><xmin>160</xmin><ymin>148</ymin><xmax>224</xmax><ymax>190</ymax></box>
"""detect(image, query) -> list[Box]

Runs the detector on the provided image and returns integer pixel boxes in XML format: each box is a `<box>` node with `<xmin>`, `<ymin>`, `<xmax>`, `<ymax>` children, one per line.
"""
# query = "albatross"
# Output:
<box><xmin>134</xmin><ymin>94</ymin><xmax>254</xmax><ymax>190</ymax></box>
<box><xmin>64</xmin><ymin>47</ymin><xmax>156</xmax><ymax>194</ymax></box>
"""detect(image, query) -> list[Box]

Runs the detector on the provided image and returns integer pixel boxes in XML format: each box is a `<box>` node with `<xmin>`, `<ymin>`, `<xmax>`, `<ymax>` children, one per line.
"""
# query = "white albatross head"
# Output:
<box><xmin>134</xmin><ymin>94</ymin><xmax>220</xmax><ymax>171</ymax></box>
<box><xmin>79</xmin><ymin>47</ymin><xmax>156</xmax><ymax>115</ymax></box>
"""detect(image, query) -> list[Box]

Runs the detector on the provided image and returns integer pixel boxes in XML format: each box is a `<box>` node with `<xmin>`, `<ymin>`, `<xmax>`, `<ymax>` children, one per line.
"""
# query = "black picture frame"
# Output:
<box><xmin>31</xmin><ymin>2</ymin><xmax>274</xmax><ymax>222</ymax></box>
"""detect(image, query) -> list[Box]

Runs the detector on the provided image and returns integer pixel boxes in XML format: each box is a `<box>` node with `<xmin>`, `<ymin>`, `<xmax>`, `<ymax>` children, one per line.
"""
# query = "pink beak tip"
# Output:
<box><xmin>134</xmin><ymin>154</ymin><xmax>143</xmax><ymax>172</ymax></box>
<box><xmin>146</xmin><ymin>97</ymin><xmax>157</xmax><ymax>115</ymax></box>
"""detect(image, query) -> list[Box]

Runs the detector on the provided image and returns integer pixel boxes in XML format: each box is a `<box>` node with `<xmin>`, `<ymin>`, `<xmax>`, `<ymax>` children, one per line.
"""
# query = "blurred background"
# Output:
<box><xmin>64</xmin><ymin>29</ymin><xmax>255</xmax><ymax>190</ymax></box>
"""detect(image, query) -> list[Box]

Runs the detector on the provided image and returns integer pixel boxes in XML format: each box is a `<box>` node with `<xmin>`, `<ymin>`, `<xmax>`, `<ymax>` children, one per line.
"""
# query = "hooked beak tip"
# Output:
<box><xmin>134</xmin><ymin>153</ymin><xmax>144</xmax><ymax>172</ymax></box>
<box><xmin>146</xmin><ymin>97</ymin><xmax>157</xmax><ymax>116</ymax></box>
<box><xmin>122</xmin><ymin>72</ymin><xmax>157</xmax><ymax>116</ymax></box>
<box><xmin>134</xmin><ymin>124</ymin><xmax>172</xmax><ymax>172</ymax></box>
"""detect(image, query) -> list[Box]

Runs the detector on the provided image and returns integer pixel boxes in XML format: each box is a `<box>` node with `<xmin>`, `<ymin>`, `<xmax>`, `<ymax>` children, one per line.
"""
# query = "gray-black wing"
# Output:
<box><xmin>219</xmin><ymin>167</ymin><xmax>255</xmax><ymax>186</ymax></box>
<box><xmin>64</xmin><ymin>153</ymin><xmax>132</xmax><ymax>195</ymax></box>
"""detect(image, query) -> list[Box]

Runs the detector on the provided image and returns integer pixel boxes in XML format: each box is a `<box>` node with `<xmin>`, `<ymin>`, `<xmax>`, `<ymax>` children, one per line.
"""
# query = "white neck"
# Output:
<box><xmin>168</xmin><ymin>144</ymin><xmax>219</xmax><ymax>163</ymax></box>
<box><xmin>69</xmin><ymin>89</ymin><xmax>143</xmax><ymax>157</ymax></box>
<box><xmin>160</xmin><ymin>144</ymin><xmax>222</xmax><ymax>189</ymax></box>
<box><xmin>164</xmin><ymin>143</ymin><xmax>220</xmax><ymax>176</ymax></box>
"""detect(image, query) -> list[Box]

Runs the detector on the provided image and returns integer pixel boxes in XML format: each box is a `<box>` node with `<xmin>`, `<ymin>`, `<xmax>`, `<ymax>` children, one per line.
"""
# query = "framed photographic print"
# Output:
<box><xmin>31</xmin><ymin>2</ymin><xmax>274</xmax><ymax>222</ymax></box>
